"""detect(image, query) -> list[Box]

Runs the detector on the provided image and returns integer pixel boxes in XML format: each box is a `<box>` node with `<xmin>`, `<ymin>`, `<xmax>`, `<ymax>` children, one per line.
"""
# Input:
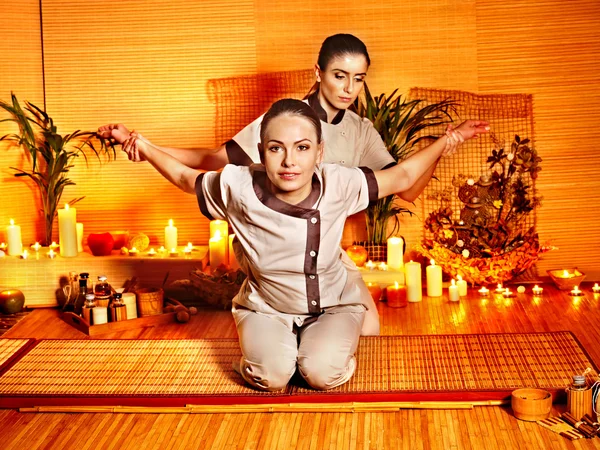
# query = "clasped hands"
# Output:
<box><xmin>442</xmin><ymin>120</ymin><xmax>490</xmax><ymax>157</ymax></box>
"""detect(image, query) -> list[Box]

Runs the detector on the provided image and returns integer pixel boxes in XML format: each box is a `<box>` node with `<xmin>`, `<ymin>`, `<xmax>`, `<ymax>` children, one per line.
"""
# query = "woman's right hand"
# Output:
<box><xmin>121</xmin><ymin>131</ymin><xmax>147</xmax><ymax>162</ymax></box>
<box><xmin>97</xmin><ymin>123</ymin><xmax>132</xmax><ymax>145</ymax></box>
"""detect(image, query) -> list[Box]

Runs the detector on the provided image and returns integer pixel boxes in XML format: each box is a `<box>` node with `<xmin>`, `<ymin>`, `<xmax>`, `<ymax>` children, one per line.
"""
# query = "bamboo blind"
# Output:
<box><xmin>1</xmin><ymin>0</ymin><xmax>599</xmax><ymax>292</ymax></box>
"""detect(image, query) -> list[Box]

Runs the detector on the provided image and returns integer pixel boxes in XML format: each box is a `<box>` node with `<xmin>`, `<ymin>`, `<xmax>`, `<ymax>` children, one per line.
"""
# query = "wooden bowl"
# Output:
<box><xmin>547</xmin><ymin>268</ymin><xmax>586</xmax><ymax>290</ymax></box>
<box><xmin>511</xmin><ymin>388</ymin><xmax>552</xmax><ymax>421</ymax></box>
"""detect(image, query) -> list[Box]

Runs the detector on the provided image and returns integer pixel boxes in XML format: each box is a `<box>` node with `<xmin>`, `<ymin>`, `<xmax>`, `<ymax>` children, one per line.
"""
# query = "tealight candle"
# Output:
<box><xmin>532</xmin><ymin>285</ymin><xmax>544</xmax><ymax>295</ymax></box>
<box><xmin>366</xmin><ymin>282</ymin><xmax>382</xmax><ymax>302</ymax></box>
<box><xmin>31</xmin><ymin>242</ymin><xmax>41</xmax><ymax>252</ymax></box>
<box><xmin>186</xmin><ymin>242</ymin><xmax>193</xmax><ymax>250</ymax></box>
<box><xmin>159</xmin><ymin>246</ymin><xmax>166</xmax><ymax>254</ymax></box>
<box><xmin>478</xmin><ymin>287</ymin><xmax>490</xmax><ymax>297</ymax></box>
<box><xmin>147</xmin><ymin>248</ymin><xmax>157</xmax><ymax>257</ymax></box>
<box><xmin>426</xmin><ymin>259</ymin><xmax>442</xmax><ymax>297</ymax></box>
<box><xmin>456</xmin><ymin>275</ymin><xmax>468</xmax><ymax>297</ymax></box>
<box><xmin>448</xmin><ymin>280</ymin><xmax>460</xmax><ymax>302</ymax></box>
<box><xmin>6</xmin><ymin>219</ymin><xmax>23</xmax><ymax>256</ymax></box>
<box><xmin>20</xmin><ymin>250</ymin><xmax>29</xmax><ymax>259</ymax></box>
<box><xmin>0</xmin><ymin>242</ymin><xmax>6</xmax><ymax>250</ymax></box>
<box><xmin>183</xmin><ymin>246</ymin><xmax>192</xmax><ymax>255</ymax></box>
<box><xmin>365</xmin><ymin>260</ymin><xmax>376</xmax><ymax>271</ymax></box>
<box><xmin>169</xmin><ymin>247</ymin><xmax>178</xmax><ymax>257</ymax></box>
<box><xmin>128</xmin><ymin>247</ymin><xmax>139</xmax><ymax>257</ymax></box>
<box><xmin>592</xmin><ymin>283</ymin><xmax>600</xmax><ymax>294</ymax></box>
<box><xmin>495</xmin><ymin>283</ymin><xmax>504</xmax><ymax>293</ymax></box>
<box><xmin>47</xmin><ymin>249</ymin><xmax>56</xmax><ymax>259</ymax></box>
<box><xmin>570</xmin><ymin>285</ymin><xmax>583</xmax><ymax>296</ymax></box>
<box><xmin>386</xmin><ymin>282</ymin><xmax>407</xmax><ymax>308</ymax></box>
<box><xmin>502</xmin><ymin>288</ymin><xmax>513</xmax><ymax>298</ymax></box>
<box><xmin>49</xmin><ymin>241</ymin><xmax>59</xmax><ymax>250</ymax></box>
<box><xmin>378</xmin><ymin>262</ymin><xmax>388</xmax><ymax>271</ymax></box>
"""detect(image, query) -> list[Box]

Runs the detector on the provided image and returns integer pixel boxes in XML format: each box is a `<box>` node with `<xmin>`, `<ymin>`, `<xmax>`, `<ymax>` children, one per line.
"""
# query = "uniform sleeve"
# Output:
<box><xmin>358</xmin><ymin>118</ymin><xmax>396</xmax><ymax>170</ymax></box>
<box><xmin>194</xmin><ymin>171</ymin><xmax>227</xmax><ymax>221</ymax></box>
<box><xmin>224</xmin><ymin>114</ymin><xmax>264</xmax><ymax>166</ymax></box>
<box><xmin>327</xmin><ymin>165</ymin><xmax>379</xmax><ymax>216</ymax></box>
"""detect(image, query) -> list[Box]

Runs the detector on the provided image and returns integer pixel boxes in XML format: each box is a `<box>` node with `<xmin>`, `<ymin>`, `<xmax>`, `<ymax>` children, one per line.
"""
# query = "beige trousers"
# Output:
<box><xmin>232</xmin><ymin>303</ymin><xmax>365</xmax><ymax>391</ymax></box>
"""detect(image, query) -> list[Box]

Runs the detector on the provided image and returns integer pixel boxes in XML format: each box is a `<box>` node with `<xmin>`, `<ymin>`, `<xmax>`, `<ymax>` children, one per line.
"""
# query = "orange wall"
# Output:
<box><xmin>1</xmin><ymin>0</ymin><xmax>599</xmax><ymax>278</ymax></box>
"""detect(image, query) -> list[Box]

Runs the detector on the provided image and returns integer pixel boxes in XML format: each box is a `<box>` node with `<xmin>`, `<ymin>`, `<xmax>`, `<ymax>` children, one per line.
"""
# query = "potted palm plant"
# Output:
<box><xmin>353</xmin><ymin>84</ymin><xmax>457</xmax><ymax>260</ymax></box>
<box><xmin>0</xmin><ymin>93</ymin><xmax>116</xmax><ymax>245</ymax></box>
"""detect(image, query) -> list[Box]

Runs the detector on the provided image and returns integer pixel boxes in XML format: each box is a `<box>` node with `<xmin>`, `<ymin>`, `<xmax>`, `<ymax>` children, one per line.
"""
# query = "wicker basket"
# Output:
<box><xmin>417</xmin><ymin>235</ymin><xmax>546</xmax><ymax>286</ymax></box>
<box><xmin>135</xmin><ymin>287</ymin><xmax>164</xmax><ymax>316</ymax></box>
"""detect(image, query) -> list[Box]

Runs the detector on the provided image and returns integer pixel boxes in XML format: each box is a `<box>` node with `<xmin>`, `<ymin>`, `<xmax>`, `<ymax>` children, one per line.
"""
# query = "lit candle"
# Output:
<box><xmin>209</xmin><ymin>230</ymin><xmax>226</xmax><ymax>268</ymax></box>
<box><xmin>502</xmin><ymin>288</ymin><xmax>513</xmax><ymax>298</ymax></box>
<box><xmin>31</xmin><ymin>242</ymin><xmax>41</xmax><ymax>252</ymax></box>
<box><xmin>147</xmin><ymin>248</ymin><xmax>157</xmax><ymax>257</ymax></box>
<box><xmin>365</xmin><ymin>260</ymin><xmax>376</xmax><ymax>271</ymax></box>
<box><xmin>49</xmin><ymin>241</ymin><xmax>59</xmax><ymax>250</ymax></box>
<box><xmin>456</xmin><ymin>275</ymin><xmax>468</xmax><ymax>297</ymax></box>
<box><xmin>186</xmin><ymin>242</ymin><xmax>193</xmax><ymax>250</ymax></box>
<box><xmin>169</xmin><ymin>247</ymin><xmax>178</xmax><ymax>257</ymax></box>
<box><xmin>159</xmin><ymin>246</ymin><xmax>166</xmax><ymax>254</ymax></box>
<box><xmin>165</xmin><ymin>219</ymin><xmax>178</xmax><ymax>251</ymax></box>
<box><xmin>387</xmin><ymin>236</ymin><xmax>404</xmax><ymax>270</ymax></box>
<box><xmin>532</xmin><ymin>285</ymin><xmax>543</xmax><ymax>295</ymax></box>
<box><xmin>386</xmin><ymin>281</ymin><xmax>407</xmax><ymax>307</ymax></box>
<box><xmin>210</xmin><ymin>220</ymin><xmax>229</xmax><ymax>264</ymax></box>
<box><xmin>426</xmin><ymin>259</ymin><xmax>442</xmax><ymax>297</ymax></box>
<box><xmin>478</xmin><ymin>286</ymin><xmax>490</xmax><ymax>297</ymax></box>
<box><xmin>58</xmin><ymin>204</ymin><xmax>78</xmax><ymax>257</ymax></box>
<box><xmin>570</xmin><ymin>285</ymin><xmax>583</xmax><ymax>296</ymax></box>
<box><xmin>76</xmin><ymin>223</ymin><xmax>84</xmax><ymax>253</ymax></box>
<box><xmin>229</xmin><ymin>234</ymin><xmax>240</xmax><ymax>271</ymax></box>
<box><xmin>366</xmin><ymin>282</ymin><xmax>382</xmax><ymax>302</ymax></box>
<box><xmin>592</xmin><ymin>283</ymin><xmax>600</xmax><ymax>294</ymax></box>
<box><xmin>47</xmin><ymin>249</ymin><xmax>56</xmax><ymax>259</ymax></box>
<box><xmin>20</xmin><ymin>249</ymin><xmax>29</xmax><ymax>259</ymax></box>
<box><xmin>495</xmin><ymin>283</ymin><xmax>504</xmax><ymax>293</ymax></box>
<box><xmin>561</xmin><ymin>270</ymin><xmax>574</xmax><ymax>279</ymax></box>
<box><xmin>448</xmin><ymin>280</ymin><xmax>460</xmax><ymax>302</ymax></box>
<box><xmin>378</xmin><ymin>262</ymin><xmax>388</xmax><ymax>271</ymax></box>
<box><xmin>6</xmin><ymin>219</ymin><xmax>23</xmax><ymax>256</ymax></box>
<box><xmin>128</xmin><ymin>247</ymin><xmax>139</xmax><ymax>257</ymax></box>
<box><xmin>404</xmin><ymin>260</ymin><xmax>422</xmax><ymax>303</ymax></box>
<box><xmin>183</xmin><ymin>246</ymin><xmax>192</xmax><ymax>256</ymax></box>
<box><xmin>0</xmin><ymin>242</ymin><xmax>6</xmax><ymax>250</ymax></box>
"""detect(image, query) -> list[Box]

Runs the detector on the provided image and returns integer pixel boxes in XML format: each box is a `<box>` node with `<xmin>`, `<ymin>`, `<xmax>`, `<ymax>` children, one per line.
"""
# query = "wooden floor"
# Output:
<box><xmin>2</xmin><ymin>283</ymin><xmax>600</xmax><ymax>449</ymax></box>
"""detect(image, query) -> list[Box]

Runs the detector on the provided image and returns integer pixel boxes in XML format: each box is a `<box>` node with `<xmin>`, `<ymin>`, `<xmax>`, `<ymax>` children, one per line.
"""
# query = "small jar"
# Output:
<box><xmin>110</xmin><ymin>292</ymin><xmax>127</xmax><ymax>322</ymax></box>
<box><xmin>94</xmin><ymin>275</ymin><xmax>112</xmax><ymax>308</ymax></box>
<box><xmin>81</xmin><ymin>293</ymin><xmax>96</xmax><ymax>325</ymax></box>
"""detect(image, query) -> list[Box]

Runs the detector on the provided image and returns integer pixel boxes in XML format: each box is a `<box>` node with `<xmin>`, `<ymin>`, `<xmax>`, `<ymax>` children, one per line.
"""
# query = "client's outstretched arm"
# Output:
<box><xmin>98</xmin><ymin>123</ymin><xmax>228</xmax><ymax>171</ymax></box>
<box><xmin>121</xmin><ymin>132</ymin><xmax>200</xmax><ymax>194</ymax></box>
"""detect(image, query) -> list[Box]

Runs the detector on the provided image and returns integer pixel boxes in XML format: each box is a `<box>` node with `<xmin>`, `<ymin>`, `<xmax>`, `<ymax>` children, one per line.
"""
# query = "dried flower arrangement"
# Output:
<box><xmin>417</xmin><ymin>134</ymin><xmax>550</xmax><ymax>284</ymax></box>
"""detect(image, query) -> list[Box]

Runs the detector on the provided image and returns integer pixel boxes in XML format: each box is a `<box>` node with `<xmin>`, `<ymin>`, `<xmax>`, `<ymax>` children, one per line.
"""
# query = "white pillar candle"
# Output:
<box><xmin>449</xmin><ymin>279</ymin><xmax>460</xmax><ymax>302</ymax></box>
<box><xmin>6</xmin><ymin>219</ymin><xmax>23</xmax><ymax>256</ymax></box>
<box><xmin>404</xmin><ymin>260</ymin><xmax>422</xmax><ymax>303</ymax></box>
<box><xmin>426</xmin><ymin>259</ymin><xmax>443</xmax><ymax>297</ymax></box>
<box><xmin>76</xmin><ymin>222</ymin><xmax>84</xmax><ymax>253</ymax></box>
<box><xmin>456</xmin><ymin>275</ymin><xmax>468</xmax><ymax>297</ymax></box>
<box><xmin>209</xmin><ymin>230</ymin><xmax>226</xmax><ymax>269</ymax></box>
<box><xmin>164</xmin><ymin>219</ymin><xmax>178</xmax><ymax>251</ymax></box>
<box><xmin>58</xmin><ymin>204</ymin><xmax>78</xmax><ymax>257</ymax></box>
<box><xmin>387</xmin><ymin>236</ymin><xmax>404</xmax><ymax>270</ymax></box>
<box><xmin>229</xmin><ymin>233</ymin><xmax>240</xmax><ymax>271</ymax></box>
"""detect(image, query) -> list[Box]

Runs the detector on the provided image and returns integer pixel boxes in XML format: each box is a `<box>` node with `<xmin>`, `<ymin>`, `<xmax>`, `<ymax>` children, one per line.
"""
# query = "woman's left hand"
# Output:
<box><xmin>121</xmin><ymin>131</ymin><xmax>145</xmax><ymax>162</ymax></box>
<box><xmin>454</xmin><ymin>120</ymin><xmax>490</xmax><ymax>140</ymax></box>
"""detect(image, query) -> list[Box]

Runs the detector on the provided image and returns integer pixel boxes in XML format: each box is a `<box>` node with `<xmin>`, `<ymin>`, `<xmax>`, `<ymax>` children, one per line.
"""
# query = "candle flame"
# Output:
<box><xmin>457</xmin><ymin>275</ymin><xmax>463</xmax><ymax>281</ymax></box>
<box><xmin>394</xmin><ymin>281</ymin><xmax>399</xmax><ymax>288</ymax></box>
<box><xmin>168</xmin><ymin>219</ymin><xmax>173</xmax><ymax>226</ymax></box>
<box><xmin>171</xmin><ymin>248</ymin><xmax>176</xmax><ymax>252</ymax></box>
<box><xmin>497</xmin><ymin>283</ymin><xmax>502</xmax><ymax>289</ymax></box>
<box><xmin>451</xmin><ymin>279</ymin><xmax>456</xmax><ymax>286</ymax></box>
<box><xmin>9</xmin><ymin>219</ymin><xmax>14</xmax><ymax>226</ymax></box>
<box><xmin>563</xmin><ymin>270</ymin><xmax>569</xmax><ymax>277</ymax></box>
<box><xmin>187</xmin><ymin>242</ymin><xmax>193</xmax><ymax>248</ymax></box>
<box><xmin>430</xmin><ymin>259</ymin><xmax>435</xmax><ymax>265</ymax></box>
<box><xmin>211</xmin><ymin>230</ymin><xmax>222</xmax><ymax>240</ymax></box>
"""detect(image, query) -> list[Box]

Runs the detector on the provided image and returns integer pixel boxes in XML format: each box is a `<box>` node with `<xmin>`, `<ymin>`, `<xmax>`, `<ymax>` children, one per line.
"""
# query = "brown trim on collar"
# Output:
<box><xmin>252</xmin><ymin>167</ymin><xmax>322</xmax><ymax>218</ymax></box>
<box><xmin>195</xmin><ymin>173</ymin><xmax>215</xmax><ymax>220</ymax></box>
<box><xmin>307</xmin><ymin>89</ymin><xmax>345</xmax><ymax>125</ymax></box>
<box><xmin>359</xmin><ymin>167</ymin><xmax>379</xmax><ymax>203</ymax></box>
<box><xmin>226</xmin><ymin>139</ymin><xmax>254</xmax><ymax>166</ymax></box>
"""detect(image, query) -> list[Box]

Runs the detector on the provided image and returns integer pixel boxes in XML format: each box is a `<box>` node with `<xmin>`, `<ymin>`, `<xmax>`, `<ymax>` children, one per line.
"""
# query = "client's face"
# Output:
<box><xmin>260</xmin><ymin>114</ymin><xmax>323</xmax><ymax>205</ymax></box>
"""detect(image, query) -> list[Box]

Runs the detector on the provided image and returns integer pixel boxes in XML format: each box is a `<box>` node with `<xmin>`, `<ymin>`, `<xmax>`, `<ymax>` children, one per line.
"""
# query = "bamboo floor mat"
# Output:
<box><xmin>0</xmin><ymin>338</ymin><xmax>35</xmax><ymax>376</ymax></box>
<box><xmin>0</xmin><ymin>332</ymin><xmax>596</xmax><ymax>408</ymax></box>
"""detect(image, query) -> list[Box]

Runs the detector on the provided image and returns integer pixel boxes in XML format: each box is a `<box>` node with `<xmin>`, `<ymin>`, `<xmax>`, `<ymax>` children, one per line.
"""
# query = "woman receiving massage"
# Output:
<box><xmin>99</xmin><ymin>33</ymin><xmax>488</xmax><ymax>335</ymax></box>
<box><xmin>119</xmin><ymin>98</ymin><xmax>487</xmax><ymax>391</ymax></box>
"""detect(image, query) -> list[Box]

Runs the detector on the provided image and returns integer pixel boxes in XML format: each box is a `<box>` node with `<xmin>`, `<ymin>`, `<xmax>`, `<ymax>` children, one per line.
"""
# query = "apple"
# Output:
<box><xmin>0</xmin><ymin>289</ymin><xmax>25</xmax><ymax>314</ymax></box>
<box><xmin>87</xmin><ymin>232</ymin><xmax>114</xmax><ymax>256</ymax></box>
<box><xmin>346</xmin><ymin>244</ymin><xmax>368</xmax><ymax>267</ymax></box>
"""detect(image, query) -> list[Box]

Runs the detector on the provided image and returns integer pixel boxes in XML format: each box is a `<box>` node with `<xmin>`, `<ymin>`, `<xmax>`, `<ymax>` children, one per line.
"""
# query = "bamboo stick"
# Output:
<box><xmin>19</xmin><ymin>400</ymin><xmax>508</xmax><ymax>414</ymax></box>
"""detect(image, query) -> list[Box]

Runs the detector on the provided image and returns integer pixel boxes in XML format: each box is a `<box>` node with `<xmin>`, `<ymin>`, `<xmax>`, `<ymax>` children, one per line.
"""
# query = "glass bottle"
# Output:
<box><xmin>94</xmin><ymin>275</ymin><xmax>112</xmax><ymax>310</ymax></box>
<box><xmin>81</xmin><ymin>293</ymin><xmax>96</xmax><ymax>325</ymax></box>
<box><xmin>73</xmin><ymin>272</ymin><xmax>90</xmax><ymax>315</ymax></box>
<box><xmin>110</xmin><ymin>292</ymin><xmax>127</xmax><ymax>322</ymax></box>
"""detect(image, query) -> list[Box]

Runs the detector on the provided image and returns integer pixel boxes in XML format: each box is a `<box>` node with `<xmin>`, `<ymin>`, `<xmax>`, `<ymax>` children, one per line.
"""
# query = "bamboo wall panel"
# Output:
<box><xmin>0</xmin><ymin>1</ymin><xmax>45</xmax><ymax>246</ymax></box>
<box><xmin>475</xmin><ymin>0</ymin><xmax>600</xmax><ymax>278</ymax></box>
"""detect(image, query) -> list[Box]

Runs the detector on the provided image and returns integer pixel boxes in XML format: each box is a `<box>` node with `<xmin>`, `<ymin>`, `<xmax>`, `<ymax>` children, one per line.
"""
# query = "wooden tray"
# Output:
<box><xmin>61</xmin><ymin>311</ymin><xmax>176</xmax><ymax>336</ymax></box>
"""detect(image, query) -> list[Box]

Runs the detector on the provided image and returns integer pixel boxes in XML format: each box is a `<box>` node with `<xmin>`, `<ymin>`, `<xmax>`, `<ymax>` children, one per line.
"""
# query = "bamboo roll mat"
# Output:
<box><xmin>0</xmin><ymin>332</ymin><xmax>596</xmax><ymax>408</ymax></box>
<box><xmin>0</xmin><ymin>338</ymin><xmax>34</xmax><ymax>375</ymax></box>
